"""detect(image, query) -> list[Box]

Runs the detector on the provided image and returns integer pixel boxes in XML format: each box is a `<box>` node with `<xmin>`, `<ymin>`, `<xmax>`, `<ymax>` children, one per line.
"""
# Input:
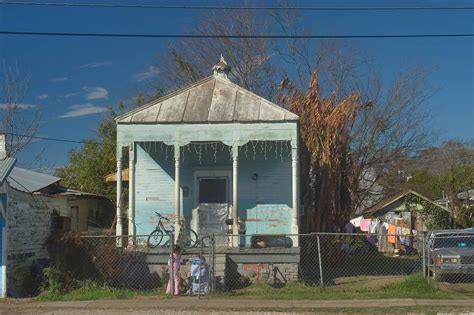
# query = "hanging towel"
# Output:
<box><xmin>387</xmin><ymin>224</ymin><xmax>397</xmax><ymax>244</ymax></box>
<box><xmin>360</xmin><ymin>219</ymin><xmax>371</xmax><ymax>232</ymax></box>
<box><xmin>350</xmin><ymin>216</ymin><xmax>363</xmax><ymax>227</ymax></box>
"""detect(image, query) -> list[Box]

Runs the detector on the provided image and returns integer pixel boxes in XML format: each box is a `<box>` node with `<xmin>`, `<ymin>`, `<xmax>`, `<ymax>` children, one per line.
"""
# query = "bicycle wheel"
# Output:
<box><xmin>180</xmin><ymin>228</ymin><xmax>198</xmax><ymax>248</ymax></box>
<box><xmin>147</xmin><ymin>229</ymin><xmax>164</xmax><ymax>248</ymax></box>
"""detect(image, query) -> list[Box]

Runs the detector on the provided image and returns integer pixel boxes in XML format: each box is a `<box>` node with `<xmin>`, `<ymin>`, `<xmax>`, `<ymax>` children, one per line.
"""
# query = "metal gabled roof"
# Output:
<box><xmin>364</xmin><ymin>190</ymin><xmax>449</xmax><ymax>216</ymax></box>
<box><xmin>0</xmin><ymin>157</ymin><xmax>16</xmax><ymax>185</ymax></box>
<box><xmin>116</xmin><ymin>75</ymin><xmax>299</xmax><ymax>124</ymax></box>
<box><xmin>8</xmin><ymin>167</ymin><xmax>60</xmax><ymax>193</ymax></box>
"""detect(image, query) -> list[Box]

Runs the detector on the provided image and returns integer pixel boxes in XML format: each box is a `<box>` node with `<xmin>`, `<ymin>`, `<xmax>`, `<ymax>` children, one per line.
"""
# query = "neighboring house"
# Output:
<box><xmin>114</xmin><ymin>57</ymin><xmax>301</xmax><ymax>247</ymax></box>
<box><xmin>363</xmin><ymin>190</ymin><xmax>449</xmax><ymax>232</ymax></box>
<box><xmin>6</xmin><ymin>167</ymin><xmax>114</xmax><ymax>297</ymax></box>
<box><xmin>457</xmin><ymin>189</ymin><xmax>474</xmax><ymax>203</ymax></box>
<box><xmin>0</xmin><ymin>155</ymin><xmax>16</xmax><ymax>298</ymax></box>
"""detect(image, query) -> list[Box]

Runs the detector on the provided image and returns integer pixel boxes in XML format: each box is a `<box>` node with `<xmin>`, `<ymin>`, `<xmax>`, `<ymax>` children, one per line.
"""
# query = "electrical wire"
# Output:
<box><xmin>5</xmin><ymin>132</ymin><xmax>104</xmax><ymax>144</ymax></box>
<box><xmin>1</xmin><ymin>30</ymin><xmax>472</xmax><ymax>39</ymax></box>
<box><xmin>1</xmin><ymin>2</ymin><xmax>473</xmax><ymax>11</ymax></box>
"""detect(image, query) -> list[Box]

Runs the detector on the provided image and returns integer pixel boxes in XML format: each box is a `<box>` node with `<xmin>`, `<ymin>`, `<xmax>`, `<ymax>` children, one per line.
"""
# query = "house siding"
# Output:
<box><xmin>6</xmin><ymin>188</ymin><xmax>51</xmax><ymax>297</ymax></box>
<box><xmin>134</xmin><ymin>141</ymin><xmax>292</xmax><ymax>238</ymax></box>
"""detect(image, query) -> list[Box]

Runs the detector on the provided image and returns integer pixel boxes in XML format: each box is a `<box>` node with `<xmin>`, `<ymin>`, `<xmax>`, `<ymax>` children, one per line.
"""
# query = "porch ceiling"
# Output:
<box><xmin>115</xmin><ymin>75</ymin><xmax>299</xmax><ymax>124</ymax></box>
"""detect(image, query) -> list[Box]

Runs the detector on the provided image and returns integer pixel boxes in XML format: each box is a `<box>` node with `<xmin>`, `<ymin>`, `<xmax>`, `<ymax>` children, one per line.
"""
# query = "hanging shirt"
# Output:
<box><xmin>387</xmin><ymin>224</ymin><xmax>397</xmax><ymax>244</ymax></box>
<box><xmin>345</xmin><ymin>222</ymin><xmax>354</xmax><ymax>233</ymax></box>
<box><xmin>402</xmin><ymin>228</ymin><xmax>410</xmax><ymax>236</ymax></box>
<box><xmin>350</xmin><ymin>216</ymin><xmax>363</xmax><ymax>227</ymax></box>
<box><xmin>368</xmin><ymin>220</ymin><xmax>378</xmax><ymax>234</ymax></box>
<box><xmin>360</xmin><ymin>219</ymin><xmax>371</xmax><ymax>232</ymax></box>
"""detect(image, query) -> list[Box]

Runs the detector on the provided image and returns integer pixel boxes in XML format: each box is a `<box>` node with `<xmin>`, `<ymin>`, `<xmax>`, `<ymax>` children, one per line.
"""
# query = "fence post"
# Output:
<box><xmin>211</xmin><ymin>233</ymin><xmax>215</xmax><ymax>292</ymax></box>
<box><xmin>421</xmin><ymin>232</ymin><xmax>426</xmax><ymax>278</ymax></box>
<box><xmin>316</xmin><ymin>234</ymin><xmax>324</xmax><ymax>286</ymax></box>
<box><xmin>170</xmin><ymin>232</ymin><xmax>175</xmax><ymax>295</ymax></box>
<box><xmin>198</xmin><ymin>236</ymin><xmax>203</xmax><ymax>299</ymax></box>
<box><xmin>427</xmin><ymin>242</ymin><xmax>430</xmax><ymax>282</ymax></box>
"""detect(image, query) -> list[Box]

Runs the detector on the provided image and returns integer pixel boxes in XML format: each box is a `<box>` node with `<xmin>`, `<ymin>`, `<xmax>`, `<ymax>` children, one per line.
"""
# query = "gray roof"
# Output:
<box><xmin>8</xmin><ymin>167</ymin><xmax>60</xmax><ymax>193</ymax></box>
<box><xmin>457</xmin><ymin>189</ymin><xmax>474</xmax><ymax>201</ymax></box>
<box><xmin>0</xmin><ymin>157</ymin><xmax>16</xmax><ymax>185</ymax></box>
<box><xmin>116</xmin><ymin>75</ymin><xmax>299</xmax><ymax>124</ymax></box>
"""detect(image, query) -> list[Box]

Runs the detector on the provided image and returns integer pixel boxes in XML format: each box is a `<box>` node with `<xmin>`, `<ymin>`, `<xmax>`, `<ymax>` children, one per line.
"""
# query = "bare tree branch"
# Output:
<box><xmin>0</xmin><ymin>64</ymin><xmax>41</xmax><ymax>157</ymax></box>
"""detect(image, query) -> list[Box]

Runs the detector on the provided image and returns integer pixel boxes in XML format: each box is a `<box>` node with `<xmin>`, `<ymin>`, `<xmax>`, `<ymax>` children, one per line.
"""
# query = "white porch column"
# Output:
<box><xmin>116</xmin><ymin>148</ymin><xmax>123</xmax><ymax>247</ymax></box>
<box><xmin>291</xmin><ymin>141</ymin><xmax>300</xmax><ymax>246</ymax></box>
<box><xmin>232</xmin><ymin>144</ymin><xmax>239</xmax><ymax>247</ymax></box>
<box><xmin>174</xmin><ymin>144</ymin><xmax>181</xmax><ymax>238</ymax></box>
<box><xmin>128</xmin><ymin>142</ymin><xmax>136</xmax><ymax>245</ymax></box>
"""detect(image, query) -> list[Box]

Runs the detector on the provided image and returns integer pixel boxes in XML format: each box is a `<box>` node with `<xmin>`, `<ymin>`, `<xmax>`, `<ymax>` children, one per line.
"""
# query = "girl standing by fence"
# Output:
<box><xmin>166</xmin><ymin>245</ymin><xmax>181</xmax><ymax>295</ymax></box>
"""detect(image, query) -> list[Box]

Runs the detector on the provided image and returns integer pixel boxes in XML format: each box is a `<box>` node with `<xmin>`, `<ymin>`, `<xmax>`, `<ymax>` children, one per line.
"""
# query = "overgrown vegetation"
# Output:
<box><xmin>37</xmin><ymin>280</ymin><xmax>161</xmax><ymax>301</ymax></box>
<box><xmin>38</xmin><ymin>233</ymin><xmax>161</xmax><ymax>296</ymax></box>
<box><xmin>404</xmin><ymin>193</ymin><xmax>452</xmax><ymax>229</ymax></box>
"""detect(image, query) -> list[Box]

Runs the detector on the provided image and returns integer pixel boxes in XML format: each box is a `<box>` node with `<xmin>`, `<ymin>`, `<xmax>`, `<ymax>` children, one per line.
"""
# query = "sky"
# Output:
<box><xmin>0</xmin><ymin>0</ymin><xmax>473</xmax><ymax>173</ymax></box>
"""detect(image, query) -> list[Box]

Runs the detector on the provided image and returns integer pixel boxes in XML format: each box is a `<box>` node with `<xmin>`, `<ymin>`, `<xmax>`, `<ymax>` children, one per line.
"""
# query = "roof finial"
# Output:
<box><xmin>212</xmin><ymin>54</ymin><xmax>231</xmax><ymax>79</ymax></box>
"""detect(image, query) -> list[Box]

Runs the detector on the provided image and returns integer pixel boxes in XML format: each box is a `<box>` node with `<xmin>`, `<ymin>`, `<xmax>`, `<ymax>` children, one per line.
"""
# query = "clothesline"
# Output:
<box><xmin>348</xmin><ymin>215</ymin><xmax>413</xmax><ymax>246</ymax></box>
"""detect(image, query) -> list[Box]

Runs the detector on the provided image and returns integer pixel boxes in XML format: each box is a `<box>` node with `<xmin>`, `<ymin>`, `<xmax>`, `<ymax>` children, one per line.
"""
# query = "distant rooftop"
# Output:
<box><xmin>8</xmin><ymin>167</ymin><xmax>60</xmax><ymax>193</ymax></box>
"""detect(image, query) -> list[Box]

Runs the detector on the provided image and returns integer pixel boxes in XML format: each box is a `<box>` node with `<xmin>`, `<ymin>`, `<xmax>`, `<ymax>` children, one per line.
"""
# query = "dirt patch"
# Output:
<box><xmin>332</xmin><ymin>275</ymin><xmax>402</xmax><ymax>291</ymax></box>
<box><xmin>438</xmin><ymin>282</ymin><xmax>474</xmax><ymax>296</ymax></box>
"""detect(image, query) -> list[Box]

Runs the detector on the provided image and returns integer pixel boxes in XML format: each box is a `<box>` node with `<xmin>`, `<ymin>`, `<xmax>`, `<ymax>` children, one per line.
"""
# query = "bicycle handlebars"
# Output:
<box><xmin>155</xmin><ymin>212</ymin><xmax>171</xmax><ymax>222</ymax></box>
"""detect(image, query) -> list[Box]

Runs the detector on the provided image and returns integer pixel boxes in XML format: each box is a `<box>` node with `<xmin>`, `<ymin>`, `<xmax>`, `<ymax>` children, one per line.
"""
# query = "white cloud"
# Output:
<box><xmin>61</xmin><ymin>92</ymin><xmax>77</xmax><ymax>98</ymax></box>
<box><xmin>80</xmin><ymin>61</ymin><xmax>112</xmax><ymax>69</ymax></box>
<box><xmin>51</xmin><ymin>77</ymin><xmax>69</xmax><ymax>82</ymax></box>
<box><xmin>0</xmin><ymin>103</ymin><xmax>37</xmax><ymax>109</ymax></box>
<box><xmin>134</xmin><ymin>65</ymin><xmax>160</xmax><ymax>82</ymax></box>
<box><xmin>37</xmin><ymin>94</ymin><xmax>49</xmax><ymax>100</ymax></box>
<box><xmin>83</xmin><ymin>86</ymin><xmax>108</xmax><ymax>100</ymax></box>
<box><xmin>58</xmin><ymin>104</ymin><xmax>108</xmax><ymax>118</ymax></box>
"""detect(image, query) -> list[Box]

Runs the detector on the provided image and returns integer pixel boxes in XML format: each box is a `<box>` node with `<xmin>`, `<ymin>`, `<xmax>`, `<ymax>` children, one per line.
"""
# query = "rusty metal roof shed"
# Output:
<box><xmin>116</xmin><ymin>75</ymin><xmax>299</xmax><ymax>124</ymax></box>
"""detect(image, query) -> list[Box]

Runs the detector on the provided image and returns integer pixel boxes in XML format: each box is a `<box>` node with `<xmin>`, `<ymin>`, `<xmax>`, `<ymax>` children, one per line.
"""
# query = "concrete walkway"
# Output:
<box><xmin>1</xmin><ymin>298</ymin><xmax>473</xmax><ymax>314</ymax></box>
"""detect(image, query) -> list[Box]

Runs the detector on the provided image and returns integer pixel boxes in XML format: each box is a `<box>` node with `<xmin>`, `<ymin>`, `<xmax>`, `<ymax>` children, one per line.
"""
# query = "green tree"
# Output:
<box><xmin>56</xmin><ymin>91</ymin><xmax>164</xmax><ymax>211</ymax></box>
<box><xmin>55</xmin><ymin>106</ymin><xmax>119</xmax><ymax>202</ymax></box>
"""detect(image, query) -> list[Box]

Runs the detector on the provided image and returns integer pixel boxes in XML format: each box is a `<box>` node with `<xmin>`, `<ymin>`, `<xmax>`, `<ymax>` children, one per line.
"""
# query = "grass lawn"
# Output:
<box><xmin>36</xmin><ymin>282</ymin><xmax>163</xmax><ymax>302</ymax></box>
<box><xmin>35</xmin><ymin>273</ymin><xmax>473</xmax><ymax>302</ymax></box>
<box><xmin>211</xmin><ymin>273</ymin><xmax>473</xmax><ymax>300</ymax></box>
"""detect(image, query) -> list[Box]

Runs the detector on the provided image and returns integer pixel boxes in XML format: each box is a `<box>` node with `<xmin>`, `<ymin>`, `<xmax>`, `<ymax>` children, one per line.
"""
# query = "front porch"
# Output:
<box><xmin>115</xmin><ymin>135</ymin><xmax>300</xmax><ymax>247</ymax></box>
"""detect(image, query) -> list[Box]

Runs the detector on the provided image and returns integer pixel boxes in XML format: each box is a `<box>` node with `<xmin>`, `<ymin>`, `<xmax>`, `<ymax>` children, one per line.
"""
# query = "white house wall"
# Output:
<box><xmin>6</xmin><ymin>188</ymin><xmax>52</xmax><ymax>297</ymax></box>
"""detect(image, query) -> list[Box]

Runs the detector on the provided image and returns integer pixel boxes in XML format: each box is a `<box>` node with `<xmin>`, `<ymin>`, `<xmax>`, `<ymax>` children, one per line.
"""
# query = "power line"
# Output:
<box><xmin>1</xmin><ymin>30</ymin><xmax>473</xmax><ymax>39</ymax></box>
<box><xmin>1</xmin><ymin>2</ymin><xmax>473</xmax><ymax>11</ymax></box>
<box><xmin>5</xmin><ymin>132</ymin><xmax>104</xmax><ymax>145</ymax></box>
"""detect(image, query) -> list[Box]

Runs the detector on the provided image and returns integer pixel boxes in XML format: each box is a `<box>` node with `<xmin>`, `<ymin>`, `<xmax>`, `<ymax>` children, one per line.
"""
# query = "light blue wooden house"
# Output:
<box><xmin>115</xmin><ymin>57</ymin><xmax>300</xmax><ymax>247</ymax></box>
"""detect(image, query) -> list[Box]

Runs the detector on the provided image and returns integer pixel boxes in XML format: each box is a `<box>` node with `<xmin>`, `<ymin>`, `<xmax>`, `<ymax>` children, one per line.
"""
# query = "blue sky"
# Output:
<box><xmin>0</xmin><ymin>0</ymin><xmax>473</xmax><ymax>172</ymax></box>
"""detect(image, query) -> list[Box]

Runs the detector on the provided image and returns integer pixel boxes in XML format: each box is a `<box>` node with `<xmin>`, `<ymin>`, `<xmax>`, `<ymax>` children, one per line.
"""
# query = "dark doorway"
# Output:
<box><xmin>199</xmin><ymin>178</ymin><xmax>228</xmax><ymax>203</ymax></box>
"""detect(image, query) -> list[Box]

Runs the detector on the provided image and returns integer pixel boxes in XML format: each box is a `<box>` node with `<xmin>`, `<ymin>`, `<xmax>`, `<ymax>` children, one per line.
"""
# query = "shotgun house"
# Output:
<box><xmin>115</xmin><ymin>57</ymin><xmax>301</xmax><ymax>248</ymax></box>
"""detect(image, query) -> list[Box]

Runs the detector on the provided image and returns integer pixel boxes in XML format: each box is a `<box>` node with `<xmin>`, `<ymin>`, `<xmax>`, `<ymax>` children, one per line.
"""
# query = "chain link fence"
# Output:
<box><xmin>42</xmin><ymin>231</ymin><xmax>473</xmax><ymax>297</ymax></box>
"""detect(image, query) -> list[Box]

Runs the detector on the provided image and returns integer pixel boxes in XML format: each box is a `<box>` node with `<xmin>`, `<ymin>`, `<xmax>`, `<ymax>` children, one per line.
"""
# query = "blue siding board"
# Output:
<box><xmin>134</xmin><ymin>141</ymin><xmax>292</xmax><ymax>238</ymax></box>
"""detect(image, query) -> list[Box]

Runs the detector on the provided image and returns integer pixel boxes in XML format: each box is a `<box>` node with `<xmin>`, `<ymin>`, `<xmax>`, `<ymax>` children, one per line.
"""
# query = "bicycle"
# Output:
<box><xmin>147</xmin><ymin>212</ymin><xmax>198</xmax><ymax>249</ymax></box>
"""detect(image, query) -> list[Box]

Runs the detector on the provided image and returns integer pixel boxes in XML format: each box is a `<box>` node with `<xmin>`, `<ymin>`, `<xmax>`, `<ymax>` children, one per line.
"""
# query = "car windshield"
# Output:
<box><xmin>433</xmin><ymin>235</ymin><xmax>474</xmax><ymax>249</ymax></box>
